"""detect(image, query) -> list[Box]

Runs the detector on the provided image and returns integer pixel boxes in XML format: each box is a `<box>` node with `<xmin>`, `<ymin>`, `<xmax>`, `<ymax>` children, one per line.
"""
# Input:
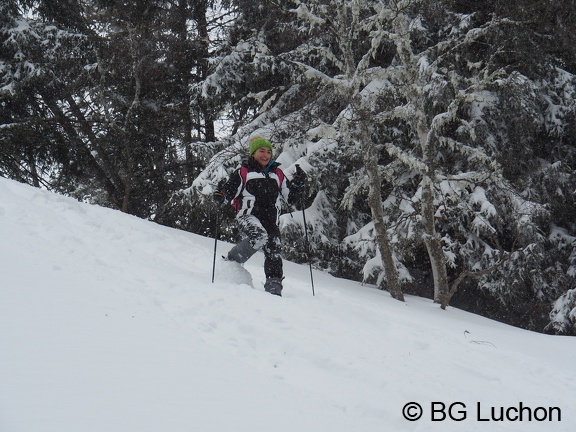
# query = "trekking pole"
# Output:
<box><xmin>211</xmin><ymin>209</ymin><xmax>219</xmax><ymax>283</ymax></box>
<box><xmin>300</xmin><ymin>198</ymin><xmax>315</xmax><ymax>296</ymax></box>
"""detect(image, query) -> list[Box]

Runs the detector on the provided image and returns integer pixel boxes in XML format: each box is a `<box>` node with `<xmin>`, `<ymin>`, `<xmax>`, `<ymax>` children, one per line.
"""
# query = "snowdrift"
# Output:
<box><xmin>1</xmin><ymin>176</ymin><xmax>574</xmax><ymax>432</ymax></box>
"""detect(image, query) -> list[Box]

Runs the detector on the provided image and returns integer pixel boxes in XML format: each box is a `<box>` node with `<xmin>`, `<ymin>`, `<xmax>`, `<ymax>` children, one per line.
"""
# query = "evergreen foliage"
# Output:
<box><xmin>1</xmin><ymin>0</ymin><xmax>575</xmax><ymax>334</ymax></box>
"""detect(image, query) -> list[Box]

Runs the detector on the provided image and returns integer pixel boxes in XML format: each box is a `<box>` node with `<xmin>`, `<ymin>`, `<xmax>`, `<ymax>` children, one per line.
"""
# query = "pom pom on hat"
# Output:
<box><xmin>249</xmin><ymin>136</ymin><xmax>273</xmax><ymax>155</ymax></box>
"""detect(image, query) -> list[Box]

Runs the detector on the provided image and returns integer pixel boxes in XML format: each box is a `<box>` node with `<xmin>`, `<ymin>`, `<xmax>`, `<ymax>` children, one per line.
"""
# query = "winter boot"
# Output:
<box><xmin>227</xmin><ymin>238</ymin><xmax>257</xmax><ymax>264</ymax></box>
<box><xmin>264</xmin><ymin>277</ymin><xmax>283</xmax><ymax>296</ymax></box>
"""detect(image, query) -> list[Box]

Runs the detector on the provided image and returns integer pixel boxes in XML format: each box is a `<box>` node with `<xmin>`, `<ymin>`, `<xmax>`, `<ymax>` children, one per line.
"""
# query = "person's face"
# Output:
<box><xmin>253</xmin><ymin>146</ymin><xmax>272</xmax><ymax>167</ymax></box>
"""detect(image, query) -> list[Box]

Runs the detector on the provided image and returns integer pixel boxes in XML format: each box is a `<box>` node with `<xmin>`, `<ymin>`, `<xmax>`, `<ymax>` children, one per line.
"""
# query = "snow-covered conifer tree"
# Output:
<box><xmin>1</xmin><ymin>0</ymin><xmax>224</xmax><ymax>218</ymax></box>
<box><xmin>183</xmin><ymin>0</ymin><xmax>576</xmax><ymax>331</ymax></box>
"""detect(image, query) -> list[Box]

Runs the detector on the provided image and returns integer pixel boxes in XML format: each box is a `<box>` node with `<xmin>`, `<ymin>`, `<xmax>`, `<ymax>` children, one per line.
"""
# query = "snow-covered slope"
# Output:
<box><xmin>1</xmin><ymin>176</ymin><xmax>574</xmax><ymax>432</ymax></box>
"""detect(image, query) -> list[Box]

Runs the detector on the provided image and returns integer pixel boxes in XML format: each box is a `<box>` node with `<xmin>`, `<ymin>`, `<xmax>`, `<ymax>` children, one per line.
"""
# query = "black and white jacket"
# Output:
<box><xmin>221</xmin><ymin>158</ymin><xmax>302</xmax><ymax>225</ymax></box>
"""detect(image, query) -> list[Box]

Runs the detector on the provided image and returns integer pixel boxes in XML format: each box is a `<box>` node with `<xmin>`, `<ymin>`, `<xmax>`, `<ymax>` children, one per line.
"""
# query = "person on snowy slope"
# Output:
<box><xmin>213</xmin><ymin>136</ymin><xmax>306</xmax><ymax>296</ymax></box>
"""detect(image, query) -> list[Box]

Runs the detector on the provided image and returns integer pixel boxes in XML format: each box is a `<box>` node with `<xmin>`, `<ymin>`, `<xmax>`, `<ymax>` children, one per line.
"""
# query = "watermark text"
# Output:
<box><xmin>402</xmin><ymin>402</ymin><xmax>562</xmax><ymax>423</ymax></box>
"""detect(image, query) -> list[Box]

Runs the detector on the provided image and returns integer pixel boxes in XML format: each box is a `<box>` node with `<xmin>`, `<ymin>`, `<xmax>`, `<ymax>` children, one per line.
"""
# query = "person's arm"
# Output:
<box><xmin>213</xmin><ymin>169</ymin><xmax>243</xmax><ymax>204</ymax></box>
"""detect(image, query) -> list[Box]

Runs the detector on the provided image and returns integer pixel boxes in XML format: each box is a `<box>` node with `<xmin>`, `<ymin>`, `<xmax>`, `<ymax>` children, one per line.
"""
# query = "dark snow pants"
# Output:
<box><xmin>235</xmin><ymin>214</ymin><xmax>283</xmax><ymax>280</ymax></box>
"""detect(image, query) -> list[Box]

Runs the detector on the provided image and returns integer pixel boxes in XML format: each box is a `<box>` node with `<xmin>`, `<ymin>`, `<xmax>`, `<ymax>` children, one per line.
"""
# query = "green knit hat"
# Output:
<box><xmin>249</xmin><ymin>136</ymin><xmax>273</xmax><ymax>155</ymax></box>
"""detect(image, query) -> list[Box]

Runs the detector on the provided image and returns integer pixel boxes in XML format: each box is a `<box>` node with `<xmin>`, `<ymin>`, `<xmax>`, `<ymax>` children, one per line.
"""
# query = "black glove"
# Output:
<box><xmin>291</xmin><ymin>165</ymin><xmax>307</xmax><ymax>190</ymax></box>
<box><xmin>213</xmin><ymin>191</ymin><xmax>227</xmax><ymax>205</ymax></box>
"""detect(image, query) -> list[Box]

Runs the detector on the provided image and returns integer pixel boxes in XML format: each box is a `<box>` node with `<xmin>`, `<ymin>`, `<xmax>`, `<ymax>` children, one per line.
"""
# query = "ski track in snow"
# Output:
<box><xmin>0</xmin><ymin>176</ymin><xmax>575</xmax><ymax>432</ymax></box>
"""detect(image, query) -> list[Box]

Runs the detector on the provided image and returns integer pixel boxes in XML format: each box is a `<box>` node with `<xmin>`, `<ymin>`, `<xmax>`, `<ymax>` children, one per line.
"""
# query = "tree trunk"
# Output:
<box><xmin>389</xmin><ymin>7</ymin><xmax>450</xmax><ymax>304</ymax></box>
<box><xmin>120</xmin><ymin>26</ymin><xmax>143</xmax><ymax>214</ymax></box>
<box><xmin>64</xmin><ymin>96</ymin><xmax>126</xmax><ymax>198</ymax></box>
<box><xmin>358</xmin><ymin>110</ymin><xmax>404</xmax><ymax>301</ymax></box>
<box><xmin>193</xmin><ymin>0</ymin><xmax>215</xmax><ymax>142</ymax></box>
<box><xmin>419</xmin><ymin>131</ymin><xmax>449</xmax><ymax>304</ymax></box>
<box><xmin>41</xmin><ymin>94</ymin><xmax>123</xmax><ymax>207</ymax></box>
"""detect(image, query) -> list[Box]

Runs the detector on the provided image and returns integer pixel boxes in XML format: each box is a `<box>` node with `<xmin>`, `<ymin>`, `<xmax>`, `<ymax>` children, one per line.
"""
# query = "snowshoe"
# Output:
<box><xmin>264</xmin><ymin>277</ymin><xmax>283</xmax><ymax>296</ymax></box>
<box><xmin>227</xmin><ymin>238</ymin><xmax>256</xmax><ymax>264</ymax></box>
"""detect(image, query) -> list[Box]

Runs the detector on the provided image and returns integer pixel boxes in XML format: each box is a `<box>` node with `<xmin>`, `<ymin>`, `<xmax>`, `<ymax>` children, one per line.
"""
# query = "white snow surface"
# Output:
<box><xmin>1</xmin><ymin>176</ymin><xmax>575</xmax><ymax>432</ymax></box>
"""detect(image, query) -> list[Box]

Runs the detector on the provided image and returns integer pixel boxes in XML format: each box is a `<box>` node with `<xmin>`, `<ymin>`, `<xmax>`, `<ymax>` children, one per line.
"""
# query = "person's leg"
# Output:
<box><xmin>227</xmin><ymin>215</ymin><xmax>267</xmax><ymax>263</ymax></box>
<box><xmin>263</xmin><ymin>224</ymin><xmax>283</xmax><ymax>296</ymax></box>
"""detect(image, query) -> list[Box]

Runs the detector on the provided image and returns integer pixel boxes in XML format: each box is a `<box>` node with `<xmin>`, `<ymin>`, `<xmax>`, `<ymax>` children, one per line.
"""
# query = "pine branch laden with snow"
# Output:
<box><xmin>3</xmin><ymin>0</ymin><xmax>576</xmax><ymax>333</ymax></box>
<box><xmin>280</xmin><ymin>191</ymin><xmax>340</xmax><ymax>267</ymax></box>
<box><xmin>213</xmin><ymin>0</ymin><xmax>575</xmax><ymax>312</ymax></box>
<box><xmin>549</xmin><ymin>288</ymin><xmax>576</xmax><ymax>335</ymax></box>
<box><xmin>195</xmin><ymin>0</ymin><xmax>576</xmax><ymax>328</ymax></box>
<box><xmin>1</xmin><ymin>17</ymin><xmax>89</xmax><ymax>94</ymax></box>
